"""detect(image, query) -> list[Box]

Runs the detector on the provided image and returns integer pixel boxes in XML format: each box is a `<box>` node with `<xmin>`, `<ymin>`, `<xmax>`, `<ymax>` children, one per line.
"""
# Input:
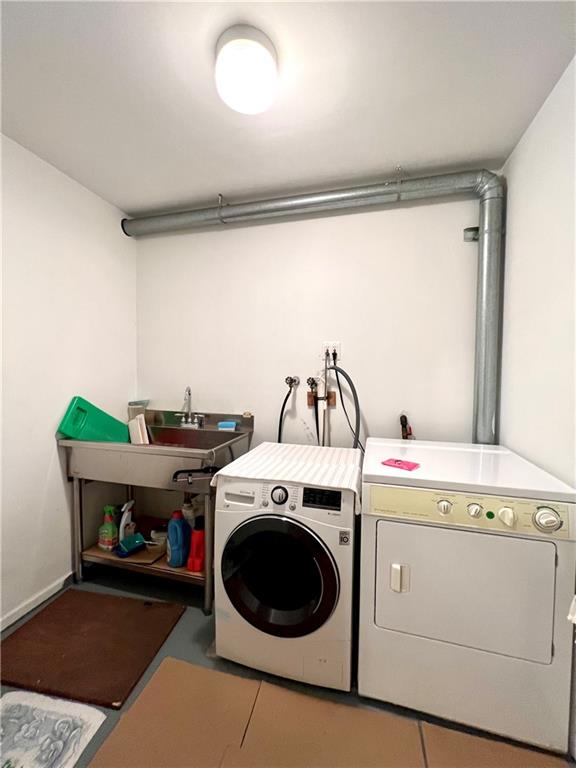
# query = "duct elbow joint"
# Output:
<box><xmin>475</xmin><ymin>170</ymin><xmax>505</xmax><ymax>201</ymax></box>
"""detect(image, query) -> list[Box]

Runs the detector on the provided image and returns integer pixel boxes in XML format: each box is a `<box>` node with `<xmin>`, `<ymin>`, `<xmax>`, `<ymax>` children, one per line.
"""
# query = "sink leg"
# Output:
<box><xmin>72</xmin><ymin>477</ymin><xmax>84</xmax><ymax>582</ymax></box>
<box><xmin>203</xmin><ymin>492</ymin><xmax>214</xmax><ymax>615</ymax></box>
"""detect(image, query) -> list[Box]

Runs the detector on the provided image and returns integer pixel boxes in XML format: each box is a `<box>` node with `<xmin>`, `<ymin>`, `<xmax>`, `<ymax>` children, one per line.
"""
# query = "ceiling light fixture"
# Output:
<box><xmin>215</xmin><ymin>25</ymin><xmax>278</xmax><ymax>115</ymax></box>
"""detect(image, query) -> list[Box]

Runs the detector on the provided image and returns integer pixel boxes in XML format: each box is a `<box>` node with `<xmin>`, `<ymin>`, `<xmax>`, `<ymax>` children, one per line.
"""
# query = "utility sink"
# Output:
<box><xmin>59</xmin><ymin>410</ymin><xmax>254</xmax><ymax>491</ymax></box>
<box><xmin>147</xmin><ymin>425</ymin><xmax>243</xmax><ymax>450</ymax></box>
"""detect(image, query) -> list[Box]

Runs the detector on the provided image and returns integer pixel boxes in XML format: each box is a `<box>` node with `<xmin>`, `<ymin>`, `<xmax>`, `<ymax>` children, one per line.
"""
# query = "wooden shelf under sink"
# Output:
<box><xmin>82</xmin><ymin>545</ymin><xmax>205</xmax><ymax>585</ymax></box>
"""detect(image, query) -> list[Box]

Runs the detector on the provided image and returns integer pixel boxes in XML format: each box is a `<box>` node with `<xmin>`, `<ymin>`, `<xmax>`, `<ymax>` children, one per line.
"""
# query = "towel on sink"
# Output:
<box><xmin>128</xmin><ymin>413</ymin><xmax>149</xmax><ymax>445</ymax></box>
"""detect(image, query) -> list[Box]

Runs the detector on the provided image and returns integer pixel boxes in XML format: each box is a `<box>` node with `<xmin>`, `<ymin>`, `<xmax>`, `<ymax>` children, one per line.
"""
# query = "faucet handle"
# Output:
<box><xmin>193</xmin><ymin>413</ymin><xmax>205</xmax><ymax>428</ymax></box>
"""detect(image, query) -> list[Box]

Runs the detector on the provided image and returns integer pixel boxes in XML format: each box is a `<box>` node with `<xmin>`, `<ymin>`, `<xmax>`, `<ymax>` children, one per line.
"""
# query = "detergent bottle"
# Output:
<box><xmin>98</xmin><ymin>506</ymin><xmax>118</xmax><ymax>551</ymax></box>
<box><xmin>167</xmin><ymin>510</ymin><xmax>190</xmax><ymax>567</ymax></box>
<box><xmin>187</xmin><ymin>516</ymin><xmax>205</xmax><ymax>573</ymax></box>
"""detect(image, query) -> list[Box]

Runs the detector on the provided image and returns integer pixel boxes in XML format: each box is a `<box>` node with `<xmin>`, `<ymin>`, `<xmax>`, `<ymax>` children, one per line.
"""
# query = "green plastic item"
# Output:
<box><xmin>117</xmin><ymin>533</ymin><xmax>147</xmax><ymax>557</ymax></box>
<box><xmin>57</xmin><ymin>396</ymin><xmax>129</xmax><ymax>443</ymax></box>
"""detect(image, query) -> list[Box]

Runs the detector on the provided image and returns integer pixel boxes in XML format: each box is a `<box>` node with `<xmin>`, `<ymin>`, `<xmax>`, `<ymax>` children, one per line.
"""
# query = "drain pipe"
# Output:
<box><xmin>122</xmin><ymin>169</ymin><xmax>505</xmax><ymax>445</ymax></box>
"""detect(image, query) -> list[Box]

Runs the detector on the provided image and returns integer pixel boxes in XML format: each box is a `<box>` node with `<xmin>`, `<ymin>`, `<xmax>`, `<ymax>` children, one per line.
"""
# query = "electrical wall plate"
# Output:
<box><xmin>321</xmin><ymin>341</ymin><xmax>341</xmax><ymax>362</ymax></box>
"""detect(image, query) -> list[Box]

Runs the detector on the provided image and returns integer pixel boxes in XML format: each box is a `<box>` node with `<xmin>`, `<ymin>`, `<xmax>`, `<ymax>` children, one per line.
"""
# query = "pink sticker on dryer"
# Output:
<box><xmin>382</xmin><ymin>458</ymin><xmax>420</xmax><ymax>471</ymax></box>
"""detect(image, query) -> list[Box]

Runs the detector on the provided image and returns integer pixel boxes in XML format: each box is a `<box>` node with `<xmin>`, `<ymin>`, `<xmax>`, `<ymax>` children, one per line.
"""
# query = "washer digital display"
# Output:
<box><xmin>303</xmin><ymin>487</ymin><xmax>342</xmax><ymax>511</ymax></box>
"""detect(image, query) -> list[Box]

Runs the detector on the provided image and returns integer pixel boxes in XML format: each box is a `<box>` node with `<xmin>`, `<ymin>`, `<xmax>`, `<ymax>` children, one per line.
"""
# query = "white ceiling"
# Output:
<box><xmin>2</xmin><ymin>2</ymin><xmax>574</xmax><ymax>216</ymax></box>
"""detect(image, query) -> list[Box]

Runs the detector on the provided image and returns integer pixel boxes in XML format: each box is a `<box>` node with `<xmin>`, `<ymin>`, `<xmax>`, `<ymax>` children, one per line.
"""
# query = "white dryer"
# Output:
<box><xmin>213</xmin><ymin>442</ymin><xmax>361</xmax><ymax>691</ymax></box>
<box><xmin>359</xmin><ymin>438</ymin><xmax>576</xmax><ymax>752</ymax></box>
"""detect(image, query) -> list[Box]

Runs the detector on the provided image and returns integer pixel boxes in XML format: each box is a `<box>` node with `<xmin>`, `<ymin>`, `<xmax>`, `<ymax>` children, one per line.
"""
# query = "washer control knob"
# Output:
<box><xmin>271</xmin><ymin>485</ymin><xmax>289</xmax><ymax>505</ymax></box>
<box><xmin>533</xmin><ymin>507</ymin><xmax>563</xmax><ymax>533</ymax></box>
<box><xmin>498</xmin><ymin>506</ymin><xmax>517</xmax><ymax>527</ymax></box>
<box><xmin>437</xmin><ymin>499</ymin><xmax>452</xmax><ymax>515</ymax></box>
<box><xmin>289</xmin><ymin>503</ymin><xmax>296</xmax><ymax>511</ymax></box>
<box><xmin>262</xmin><ymin>499</ymin><xmax>269</xmax><ymax>507</ymax></box>
<box><xmin>467</xmin><ymin>503</ymin><xmax>483</xmax><ymax>518</ymax></box>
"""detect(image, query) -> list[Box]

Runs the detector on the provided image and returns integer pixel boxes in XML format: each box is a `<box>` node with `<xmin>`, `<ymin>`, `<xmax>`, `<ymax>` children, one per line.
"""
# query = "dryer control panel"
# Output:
<box><xmin>367</xmin><ymin>484</ymin><xmax>574</xmax><ymax>540</ymax></box>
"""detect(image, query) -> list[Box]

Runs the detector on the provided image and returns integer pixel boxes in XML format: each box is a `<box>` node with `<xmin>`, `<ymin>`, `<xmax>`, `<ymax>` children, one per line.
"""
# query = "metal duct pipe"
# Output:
<box><xmin>473</xmin><ymin>190</ymin><xmax>505</xmax><ymax>445</ymax></box>
<box><xmin>122</xmin><ymin>169</ymin><xmax>505</xmax><ymax>445</ymax></box>
<box><xmin>121</xmin><ymin>170</ymin><xmax>496</xmax><ymax>236</ymax></box>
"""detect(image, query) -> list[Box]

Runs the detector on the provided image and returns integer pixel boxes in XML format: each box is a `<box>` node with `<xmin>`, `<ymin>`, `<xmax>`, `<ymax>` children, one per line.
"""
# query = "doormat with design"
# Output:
<box><xmin>0</xmin><ymin>690</ymin><xmax>105</xmax><ymax>768</ymax></box>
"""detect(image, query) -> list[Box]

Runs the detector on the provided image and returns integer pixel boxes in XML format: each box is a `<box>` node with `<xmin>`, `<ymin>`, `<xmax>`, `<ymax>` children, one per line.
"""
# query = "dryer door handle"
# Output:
<box><xmin>390</xmin><ymin>563</ymin><xmax>410</xmax><ymax>593</ymax></box>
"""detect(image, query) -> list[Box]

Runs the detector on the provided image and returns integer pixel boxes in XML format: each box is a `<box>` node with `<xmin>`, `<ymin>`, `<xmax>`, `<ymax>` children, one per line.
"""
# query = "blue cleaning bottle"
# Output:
<box><xmin>167</xmin><ymin>510</ymin><xmax>190</xmax><ymax>567</ymax></box>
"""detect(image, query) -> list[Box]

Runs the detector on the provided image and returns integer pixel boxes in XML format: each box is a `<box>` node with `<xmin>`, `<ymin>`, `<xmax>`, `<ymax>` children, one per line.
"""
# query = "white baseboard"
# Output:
<box><xmin>1</xmin><ymin>572</ymin><xmax>72</xmax><ymax>629</ymax></box>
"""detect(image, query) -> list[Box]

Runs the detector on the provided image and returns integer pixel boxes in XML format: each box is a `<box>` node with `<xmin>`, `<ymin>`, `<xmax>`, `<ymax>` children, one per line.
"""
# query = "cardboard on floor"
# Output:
<box><xmin>89</xmin><ymin>658</ymin><xmax>424</xmax><ymax>768</ymax></box>
<box><xmin>422</xmin><ymin>722</ymin><xmax>568</xmax><ymax>768</ymax></box>
<box><xmin>89</xmin><ymin>659</ymin><xmax>261</xmax><ymax>768</ymax></box>
<box><xmin>220</xmin><ymin>681</ymin><xmax>424</xmax><ymax>767</ymax></box>
<box><xmin>90</xmin><ymin>658</ymin><xmax>569</xmax><ymax>768</ymax></box>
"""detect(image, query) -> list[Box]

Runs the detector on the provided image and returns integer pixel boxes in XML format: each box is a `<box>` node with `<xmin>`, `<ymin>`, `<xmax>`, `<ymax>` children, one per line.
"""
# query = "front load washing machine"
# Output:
<box><xmin>359</xmin><ymin>438</ymin><xmax>576</xmax><ymax>752</ymax></box>
<box><xmin>212</xmin><ymin>442</ymin><xmax>361</xmax><ymax>691</ymax></box>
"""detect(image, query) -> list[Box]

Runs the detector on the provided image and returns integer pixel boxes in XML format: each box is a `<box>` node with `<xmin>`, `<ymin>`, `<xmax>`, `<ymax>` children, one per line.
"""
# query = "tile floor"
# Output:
<box><xmin>1</xmin><ymin>567</ymin><xmax>572</xmax><ymax>767</ymax></box>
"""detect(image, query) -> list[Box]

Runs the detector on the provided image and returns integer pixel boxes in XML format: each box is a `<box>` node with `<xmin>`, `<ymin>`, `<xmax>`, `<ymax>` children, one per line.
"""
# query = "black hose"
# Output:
<box><xmin>327</xmin><ymin>365</ymin><xmax>362</xmax><ymax>450</ymax></box>
<box><xmin>335</xmin><ymin>370</ymin><xmax>365</xmax><ymax>452</ymax></box>
<box><xmin>277</xmin><ymin>388</ymin><xmax>292</xmax><ymax>443</ymax></box>
<box><xmin>313</xmin><ymin>394</ymin><xmax>320</xmax><ymax>445</ymax></box>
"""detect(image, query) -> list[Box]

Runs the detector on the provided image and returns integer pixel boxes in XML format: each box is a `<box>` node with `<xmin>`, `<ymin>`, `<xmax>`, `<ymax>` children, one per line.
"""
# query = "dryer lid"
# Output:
<box><xmin>362</xmin><ymin>438</ymin><xmax>576</xmax><ymax>503</ymax></box>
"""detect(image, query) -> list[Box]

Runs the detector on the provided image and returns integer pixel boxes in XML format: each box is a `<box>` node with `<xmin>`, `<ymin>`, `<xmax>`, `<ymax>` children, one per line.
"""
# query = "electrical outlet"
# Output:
<box><xmin>321</xmin><ymin>341</ymin><xmax>341</xmax><ymax>362</ymax></box>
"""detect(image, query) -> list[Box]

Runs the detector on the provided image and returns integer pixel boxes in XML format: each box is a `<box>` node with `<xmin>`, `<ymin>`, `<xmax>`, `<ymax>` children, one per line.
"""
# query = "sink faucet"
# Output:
<box><xmin>181</xmin><ymin>386</ymin><xmax>204</xmax><ymax>428</ymax></box>
<box><xmin>182</xmin><ymin>386</ymin><xmax>193</xmax><ymax>425</ymax></box>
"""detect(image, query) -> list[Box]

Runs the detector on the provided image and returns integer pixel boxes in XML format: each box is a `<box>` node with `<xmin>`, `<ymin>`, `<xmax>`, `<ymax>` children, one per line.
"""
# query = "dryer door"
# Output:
<box><xmin>221</xmin><ymin>515</ymin><xmax>340</xmax><ymax>638</ymax></box>
<box><xmin>375</xmin><ymin>520</ymin><xmax>557</xmax><ymax>663</ymax></box>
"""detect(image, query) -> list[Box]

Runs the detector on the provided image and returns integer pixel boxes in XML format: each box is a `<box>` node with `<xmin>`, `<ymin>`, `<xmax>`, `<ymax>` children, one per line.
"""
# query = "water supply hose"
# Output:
<box><xmin>327</xmin><ymin>365</ymin><xmax>362</xmax><ymax>450</ymax></box>
<box><xmin>277</xmin><ymin>377</ymin><xmax>299</xmax><ymax>443</ymax></box>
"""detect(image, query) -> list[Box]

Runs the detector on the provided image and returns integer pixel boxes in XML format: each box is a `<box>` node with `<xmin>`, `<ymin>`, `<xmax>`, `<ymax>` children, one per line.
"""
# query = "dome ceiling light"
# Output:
<box><xmin>214</xmin><ymin>25</ymin><xmax>278</xmax><ymax>115</ymax></box>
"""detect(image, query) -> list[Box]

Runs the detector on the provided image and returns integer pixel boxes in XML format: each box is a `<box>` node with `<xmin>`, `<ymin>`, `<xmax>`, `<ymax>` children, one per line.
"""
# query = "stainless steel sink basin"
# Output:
<box><xmin>148</xmin><ymin>426</ymin><xmax>242</xmax><ymax>450</ymax></box>
<box><xmin>59</xmin><ymin>410</ymin><xmax>254</xmax><ymax>491</ymax></box>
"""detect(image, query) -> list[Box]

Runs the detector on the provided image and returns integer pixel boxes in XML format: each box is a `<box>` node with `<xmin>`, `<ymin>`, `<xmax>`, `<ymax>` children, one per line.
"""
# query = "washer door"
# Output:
<box><xmin>221</xmin><ymin>515</ymin><xmax>340</xmax><ymax>638</ymax></box>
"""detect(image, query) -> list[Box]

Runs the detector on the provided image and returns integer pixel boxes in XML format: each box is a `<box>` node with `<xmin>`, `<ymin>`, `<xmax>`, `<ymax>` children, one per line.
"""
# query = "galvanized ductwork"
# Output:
<box><xmin>122</xmin><ymin>169</ymin><xmax>505</xmax><ymax>445</ymax></box>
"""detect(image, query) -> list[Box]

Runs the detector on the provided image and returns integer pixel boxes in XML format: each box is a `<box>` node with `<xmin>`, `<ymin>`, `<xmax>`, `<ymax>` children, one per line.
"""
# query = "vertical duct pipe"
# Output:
<box><xmin>122</xmin><ymin>170</ymin><xmax>505</xmax><ymax>444</ymax></box>
<box><xmin>473</xmin><ymin>179</ymin><xmax>505</xmax><ymax>445</ymax></box>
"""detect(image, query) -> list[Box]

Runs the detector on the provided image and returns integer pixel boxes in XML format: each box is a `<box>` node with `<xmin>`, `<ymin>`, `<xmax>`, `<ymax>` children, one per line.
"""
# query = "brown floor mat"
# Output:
<box><xmin>1</xmin><ymin>588</ymin><xmax>185</xmax><ymax>709</ymax></box>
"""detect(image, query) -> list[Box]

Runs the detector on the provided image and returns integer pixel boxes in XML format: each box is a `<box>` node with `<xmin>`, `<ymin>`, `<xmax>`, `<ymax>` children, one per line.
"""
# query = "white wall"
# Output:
<box><xmin>500</xmin><ymin>59</ymin><xmax>575</xmax><ymax>486</ymax></box>
<box><xmin>137</xmin><ymin>198</ymin><xmax>478</xmax><ymax>448</ymax></box>
<box><xmin>1</xmin><ymin>136</ymin><xmax>138</xmax><ymax>625</ymax></box>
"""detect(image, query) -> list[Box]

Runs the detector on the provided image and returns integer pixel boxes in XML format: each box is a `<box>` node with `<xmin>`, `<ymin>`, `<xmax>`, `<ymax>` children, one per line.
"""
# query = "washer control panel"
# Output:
<box><xmin>368</xmin><ymin>484</ymin><xmax>574</xmax><ymax>540</ymax></box>
<box><xmin>217</xmin><ymin>477</ymin><xmax>356</xmax><ymax>524</ymax></box>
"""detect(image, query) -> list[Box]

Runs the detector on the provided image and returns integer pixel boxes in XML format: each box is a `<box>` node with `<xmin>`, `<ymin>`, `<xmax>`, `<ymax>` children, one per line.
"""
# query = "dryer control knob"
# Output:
<box><xmin>271</xmin><ymin>485</ymin><xmax>289</xmax><ymax>505</ymax></box>
<box><xmin>498</xmin><ymin>506</ymin><xmax>517</xmax><ymax>527</ymax></box>
<box><xmin>467</xmin><ymin>503</ymin><xmax>483</xmax><ymax>518</ymax></box>
<box><xmin>437</xmin><ymin>500</ymin><xmax>452</xmax><ymax>515</ymax></box>
<box><xmin>533</xmin><ymin>507</ymin><xmax>563</xmax><ymax>533</ymax></box>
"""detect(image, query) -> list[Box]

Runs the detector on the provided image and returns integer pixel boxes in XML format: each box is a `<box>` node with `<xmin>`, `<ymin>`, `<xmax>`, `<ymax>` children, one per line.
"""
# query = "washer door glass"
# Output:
<box><xmin>221</xmin><ymin>515</ymin><xmax>340</xmax><ymax>638</ymax></box>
